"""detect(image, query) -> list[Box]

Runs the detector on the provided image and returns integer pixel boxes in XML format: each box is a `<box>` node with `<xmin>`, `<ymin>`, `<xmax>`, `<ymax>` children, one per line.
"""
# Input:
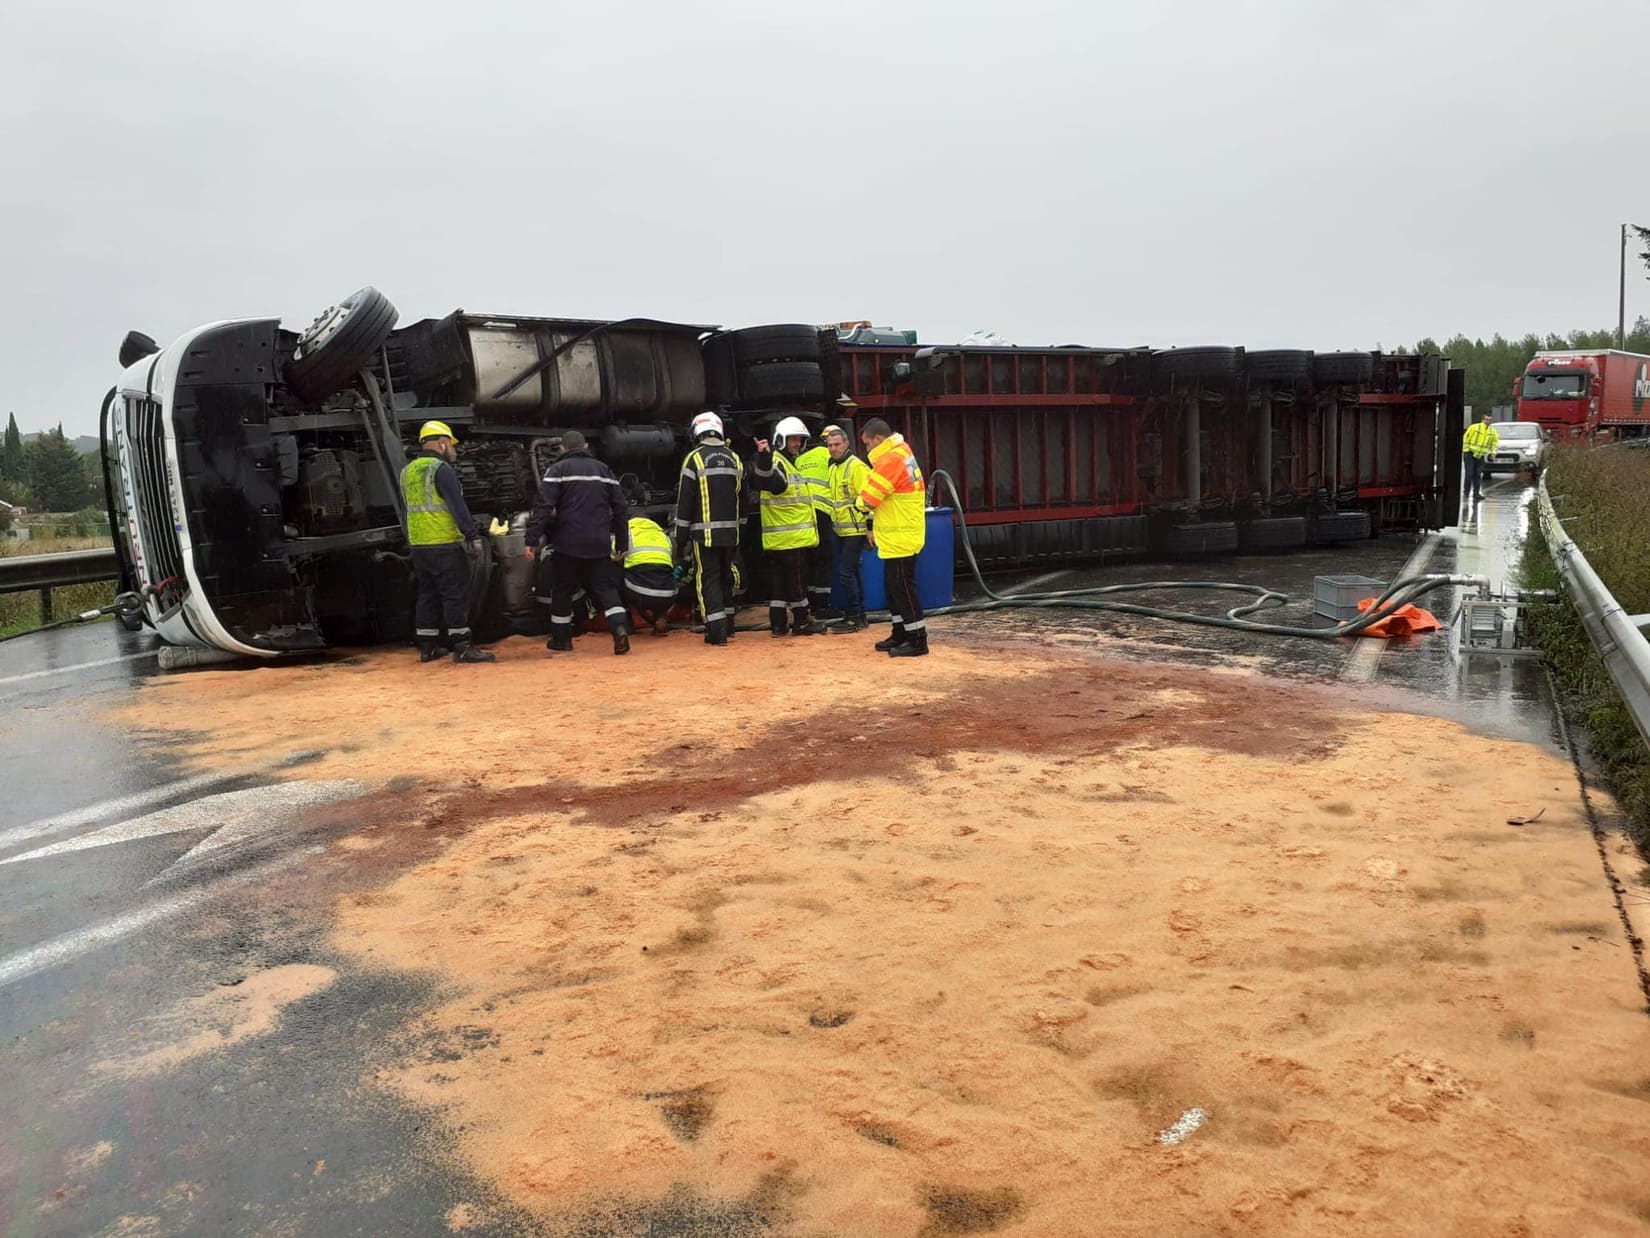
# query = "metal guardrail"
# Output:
<box><xmin>1535</xmin><ymin>479</ymin><xmax>1650</xmax><ymax>749</ymax></box>
<box><xmin>0</xmin><ymin>548</ymin><xmax>121</xmax><ymax>620</ymax></box>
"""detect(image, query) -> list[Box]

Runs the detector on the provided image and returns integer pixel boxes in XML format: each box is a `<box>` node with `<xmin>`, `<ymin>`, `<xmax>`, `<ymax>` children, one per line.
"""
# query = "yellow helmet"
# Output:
<box><xmin>419</xmin><ymin>419</ymin><xmax>457</xmax><ymax>443</ymax></box>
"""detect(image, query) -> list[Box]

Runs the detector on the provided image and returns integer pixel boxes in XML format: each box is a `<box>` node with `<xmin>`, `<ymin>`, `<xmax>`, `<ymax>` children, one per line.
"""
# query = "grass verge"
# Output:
<box><xmin>1522</xmin><ymin>446</ymin><xmax>1650</xmax><ymax>856</ymax></box>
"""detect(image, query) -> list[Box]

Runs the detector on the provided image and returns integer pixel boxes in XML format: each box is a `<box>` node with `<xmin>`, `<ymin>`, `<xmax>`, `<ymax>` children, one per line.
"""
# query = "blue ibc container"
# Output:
<box><xmin>831</xmin><ymin>507</ymin><xmax>955</xmax><ymax>613</ymax></box>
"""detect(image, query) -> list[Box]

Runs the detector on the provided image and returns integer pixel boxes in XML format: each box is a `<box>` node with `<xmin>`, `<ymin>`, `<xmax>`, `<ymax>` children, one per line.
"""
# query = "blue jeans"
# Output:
<box><xmin>837</xmin><ymin>534</ymin><xmax>866</xmax><ymax>619</ymax></box>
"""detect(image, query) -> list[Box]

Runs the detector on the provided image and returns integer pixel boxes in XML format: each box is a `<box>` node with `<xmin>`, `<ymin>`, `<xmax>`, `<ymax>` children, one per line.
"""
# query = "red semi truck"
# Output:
<box><xmin>1515</xmin><ymin>349</ymin><xmax>1650</xmax><ymax>440</ymax></box>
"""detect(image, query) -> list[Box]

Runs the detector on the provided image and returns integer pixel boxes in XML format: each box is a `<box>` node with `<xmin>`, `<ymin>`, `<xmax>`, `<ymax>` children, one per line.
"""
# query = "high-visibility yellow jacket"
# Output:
<box><xmin>795</xmin><ymin>444</ymin><xmax>832</xmax><ymax>515</ymax></box>
<box><xmin>826</xmin><ymin>453</ymin><xmax>872</xmax><ymax>537</ymax></box>
<box><xmin>1463</xmin><ymin>422</ymin><xmax>1499</xmax><ymax>459</ymax></box>
<box><xmin>752</xmin><ymin>449</ymin><xmax>820</xmax><ymax>551</ymax></box>
<box><xmin>401</xmin><ymin>454</ymin><xmax>463</xmax><ymax>546</ymax></box>
<box><xmin>624</xmin><ymin>517</ymin><xmax>673</xmax><ymax>569</ymax></box>
<box><xmin>858</xmin><ymin>433</ymin><xmax>926</xmax><ymax>559</ymax></box>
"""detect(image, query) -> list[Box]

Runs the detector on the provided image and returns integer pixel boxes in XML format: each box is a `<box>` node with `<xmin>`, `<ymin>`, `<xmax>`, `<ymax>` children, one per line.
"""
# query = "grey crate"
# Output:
<box><xmin>1314</xmin><ymin>574</ymin><xmax>1387</xmax><ymax>622</ymax></box>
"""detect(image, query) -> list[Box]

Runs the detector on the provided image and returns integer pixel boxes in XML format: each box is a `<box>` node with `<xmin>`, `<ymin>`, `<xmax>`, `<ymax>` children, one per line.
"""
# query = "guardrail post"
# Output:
<box><xmin>38</xmin><ymin>586</ymin><xmax>52</xmax><ymax>623</ymax></box>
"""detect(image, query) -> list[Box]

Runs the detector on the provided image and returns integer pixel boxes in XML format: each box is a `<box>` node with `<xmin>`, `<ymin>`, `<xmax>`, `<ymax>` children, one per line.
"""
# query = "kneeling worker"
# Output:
<box><xmin>401</xmin><ymin>420</ymin><xmax>495</xmax><ymax>664</ymax></box>
<box><xmin>857</xmin><ymin>417</ymin><xmax>930</xmax><ymax>656</ymax></box>
<box><xmin>622</xmin><ymin>514</ymin><xmax>677</xmax><ymax>636</ymax></box>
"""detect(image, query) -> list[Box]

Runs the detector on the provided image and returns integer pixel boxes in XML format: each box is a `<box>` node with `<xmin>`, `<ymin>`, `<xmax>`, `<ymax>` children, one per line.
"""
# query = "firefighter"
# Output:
<box><xmin>794</xmin><ymin>423</ymin><xmax>835</xmax><ymax>618</ymax></box>
<box><xmin>857</xmin><ymin>417</ymin><xmax>929</xmax><ymax>656</ymax></box>
<box><xmin>823</xmin><ymin>423</ymin><xmax>872</xmax><ymax>632</ymax></box>
<box><xmin>673</xmin><ymin>411</ymin><xmax>744</xmax><ymax>646</ymax></box>
<box><xmin>752</xmin><ymin>415</ymin><xmax>826</xmax><ymax>637</ymax></box>
<box><xmin>622</xmin><ymin>514</ymin><xmax>677</xmax><ymax>636</ymax></box>
<box><xmin>401</xmin><ymin>420</ymin><xmax>495</xmax><ymax>664</ymax></box>
<box><xmin>1462</xmin><ymin>410</ymin><xmax>1498</xmax><ymax>502</ymax></box>
<box><xmin>525</xmin><ymin>429</ymin><xmax>632</xmax><ymax>655</ymax></box>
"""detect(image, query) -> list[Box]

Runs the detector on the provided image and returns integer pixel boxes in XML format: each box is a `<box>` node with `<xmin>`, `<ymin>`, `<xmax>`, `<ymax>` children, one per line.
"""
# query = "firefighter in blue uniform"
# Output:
<box><xmin>526</xmin><ymin>429</ymin><xmax>633</xmax><ymax>655</ymax></box>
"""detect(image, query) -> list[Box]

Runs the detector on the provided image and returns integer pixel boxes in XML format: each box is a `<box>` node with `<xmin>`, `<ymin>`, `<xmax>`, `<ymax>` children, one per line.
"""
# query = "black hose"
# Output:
<box><xmin>0</xmin><ymin>592</ymin><xmax>145</xmax><ymax>644</ymax></box>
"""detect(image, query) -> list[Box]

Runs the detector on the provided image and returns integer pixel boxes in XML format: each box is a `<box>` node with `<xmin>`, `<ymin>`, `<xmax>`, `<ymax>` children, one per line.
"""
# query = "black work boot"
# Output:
<box><xmin>546</xmin><ymin>636</ymin><xmax>574</xmax><ymax>653</ymax></box>
<box><xmin>874</xmin><ymin>624</ymin><xmax>907</xmax><ymax>652</ymax></box>
<box><xmin>416</xmin><ymin>640</ymin><xmax>443</xmax><ymax>663</ymax></box>
<box><xmin>452</xmin><ymin>643</ymin><xmax>496</xmax><ymax>664</ymax></box>
<box><xmin>828</xmin><ymin>612</ymin><xmax>867</xmax><ymax>633</ymax></box>
<box><xmin>612</xmin><ymin>624</ymin><xmax>631</xmax><ymax>656</ymax></box>
<box><xmin>887</xmin><ymin>637</ymin><xmax>929</xmax><ymax>658</ymax></box>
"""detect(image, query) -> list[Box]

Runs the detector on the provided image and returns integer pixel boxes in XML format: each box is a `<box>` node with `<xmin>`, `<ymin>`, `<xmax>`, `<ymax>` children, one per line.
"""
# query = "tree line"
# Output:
<box><xmin>1390</xmin><ymin>316</ymin><xmax>1650</xmax><ymax>417</ymax></box>
<box><xmin>0</xmin><ymin>413</ymin><xmax>103</xmax><ymax>528</ymax></box>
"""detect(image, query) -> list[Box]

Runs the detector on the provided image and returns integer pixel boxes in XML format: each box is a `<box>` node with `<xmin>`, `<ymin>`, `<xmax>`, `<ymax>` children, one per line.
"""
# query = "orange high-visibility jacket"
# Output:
<box><xmin>858</xmin><ymin>433</ymin><xmax>927</xmax><ymax>559</ymax></box>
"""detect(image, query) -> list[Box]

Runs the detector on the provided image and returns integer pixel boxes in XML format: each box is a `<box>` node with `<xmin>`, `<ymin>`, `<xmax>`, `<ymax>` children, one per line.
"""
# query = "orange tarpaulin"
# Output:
<box><xmin>1354</xmin><ymin>597</ymin><xmax>1441</xmax><ymax>638</ymax></box>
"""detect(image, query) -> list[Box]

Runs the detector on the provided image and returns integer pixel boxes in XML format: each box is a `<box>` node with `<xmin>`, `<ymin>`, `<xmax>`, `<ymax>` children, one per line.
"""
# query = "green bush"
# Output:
<box><xmin>1523</xmin><ymin>445</ymin><xmax>1650</xmax><ymax>854</ymax></box>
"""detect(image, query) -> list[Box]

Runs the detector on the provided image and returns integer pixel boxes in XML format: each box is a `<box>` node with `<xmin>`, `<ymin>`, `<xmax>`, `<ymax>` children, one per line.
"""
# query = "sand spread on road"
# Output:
<box><xmin>112</xmin><ymin>631</ymin><xmax>1650</xmax><ymax>1234</ymax></box>
<box><xmin>96</xmin><ymin>963</ymin><xmax>337</xmax><ymax>1077</ymax></box>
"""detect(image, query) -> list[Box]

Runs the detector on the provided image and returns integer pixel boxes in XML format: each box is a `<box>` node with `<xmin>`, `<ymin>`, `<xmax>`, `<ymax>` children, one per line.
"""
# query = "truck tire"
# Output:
<box><xmin>1237</xmin><ymin>515</ymin><xmax>1307</xmax><ymax>550</ymax></box>
<box><xmin>1163</xmin><ymin>520</ymin><xmax>1239</xmax><ymax>556</ymax></box>
<box><xmin>737</xmin><ymin>361</ymin><xmax>825</xmax><ymax>406</ymax></box>
<box><xmin>284</xmin><ymin>287</ymin><xmax>399</xmax><ymax>404</ymax></box>
<box><xmin>728</xmin><ymin>324</ymin><xmax>822</xmax><ymax>367</ymax></box>
<box><xmin>1311</xmin><ymin>510</ymin><xmax>1372</xmax><ymax>544</ymax></box>
<box><xmin>1312</xmin><ymin>351</ymin><xmax>1374</xmax><ymax>386</ymax></box>
<box><xmin>1157</xmin><ymin>347</ymin><xmax>1240</xmax><ymax>385</ymax></box>
<box><xmin>702</xmin><ymin>334</ymin><xmax>738</xmax><ymax>406</ymax></box>
<box><xmin>1246</xmin><ymin>350</ymin><xmax>1314</xmax><ymax>386</ymax></box>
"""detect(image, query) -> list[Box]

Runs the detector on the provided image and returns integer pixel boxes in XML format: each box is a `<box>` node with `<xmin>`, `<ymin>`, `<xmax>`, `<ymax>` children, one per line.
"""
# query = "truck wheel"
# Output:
<box><xmin>1237</xmin><ymin>515</ymin><xmax>1307</xmax><ymax>550</ymax></box>
<box><xmin>1311</xmin><ymin>510</ymin><xmax>1372</xmax><ymax>544</ymax></box>
<box><xmin>1312</xmin><ymin>351</ymin><xmax>1374</xmax><ymax>386</ymax></box>
<box><xmin>283</xmin><ymin>287</ymin><xmax>399</xmax><ymax>404</ymax></box>
<box><xmin>1246</xmin><ymin>350</ymin><xmax>1314</xmax><ymax>386</ymax></box>
<box><xmin>701</xmin><ymin>334</ymin><xmax>738</xmax><ymax>406</ymax></box>
<box><xmin>1163</xmin><ymin>521</ymin><xmax>1239</xmax><ymax>555</ymax></box>
<box><xmin>1157</xmin><ymin>347</ymin><xmax>1239</xmax><ymax>384</ymax></box>
<box><xmin>728</xmin><ymin>325</ymin><xmax>822</xmax><ymax>367</ymax></box>
<box><xmin>737</xmin><ymin>361</ymin><xmax>825</xmax><ymax>405</ymax></box>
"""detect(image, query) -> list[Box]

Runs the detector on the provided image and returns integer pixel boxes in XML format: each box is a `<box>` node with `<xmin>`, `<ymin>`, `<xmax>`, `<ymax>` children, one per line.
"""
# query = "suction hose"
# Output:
<box><xmin>730</xmin><ymin>469</ymin><xmax>1479</xmax><ymax>640</ymax></box>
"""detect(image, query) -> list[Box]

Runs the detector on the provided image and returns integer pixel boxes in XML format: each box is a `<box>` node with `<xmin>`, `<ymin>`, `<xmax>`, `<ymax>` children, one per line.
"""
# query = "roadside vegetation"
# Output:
<box><xmin>0</xmin><ymin>535</ymin><xmax>117</xmax><ymax>637</ymax></box>
<box><xmin>1523</xmin><ymin>444</ymin><xmax>1650</xmax><ymax>853</ymax></box>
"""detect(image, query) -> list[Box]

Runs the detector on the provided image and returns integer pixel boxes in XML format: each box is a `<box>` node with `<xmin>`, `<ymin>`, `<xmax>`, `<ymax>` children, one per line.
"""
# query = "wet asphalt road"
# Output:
<box><xmin>0</xmin><ymin>473</ymin><xmax>1559</xmax><ymax>1236</ymax></box>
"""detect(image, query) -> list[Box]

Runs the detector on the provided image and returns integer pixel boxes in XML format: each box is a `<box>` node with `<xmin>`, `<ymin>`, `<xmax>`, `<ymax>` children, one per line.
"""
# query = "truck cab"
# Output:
<box><xmin>101</xmin><ymin>289</ymin><xmax>840</xmax><ymax>656</ymax></box>
<box><xmin>1515</xmin><ymin>354</ymin><xmax>1597</xmax><ymax>438</ymax></box>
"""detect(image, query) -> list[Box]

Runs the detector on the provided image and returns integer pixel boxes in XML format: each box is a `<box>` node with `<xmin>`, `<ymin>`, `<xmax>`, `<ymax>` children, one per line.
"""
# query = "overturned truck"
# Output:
<box><xmin>101</xmin><ymin>288</ymin><xmax>1457</xmax><ymax>656</ymax></box>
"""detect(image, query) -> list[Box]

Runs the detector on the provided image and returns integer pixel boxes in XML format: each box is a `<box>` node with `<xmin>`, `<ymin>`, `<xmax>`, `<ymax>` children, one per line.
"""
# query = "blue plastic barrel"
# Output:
<box><xmin>831</xmin><ymin>508</ymin><xmax>955</xmax><ymax>612</ymax></box>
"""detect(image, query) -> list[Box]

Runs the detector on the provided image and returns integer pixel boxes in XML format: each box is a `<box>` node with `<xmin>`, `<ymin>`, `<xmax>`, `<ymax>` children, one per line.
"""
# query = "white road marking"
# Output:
<box><xmin>0</xmin><ymin>649</ymin><xmax>159</xmax><ymax>689</ymax></box>
<box><xmin>1340</xmin><ymin>532</ymin><xmax>1444</xmax><ymax>683</ymax></box>
<box><xmin>0</xmin><ymin>847</ymin><xmax>319</xmax><ymax>991</ymax></box>
<box><xmin>0</xmin><ymin>781</ymin><xmax>362</xmax><ymax>872</ymax></box>
<box><xmin>0</xmin><ymin>771</ymin><xmax>254</xmax><ymax>853</ymax></box>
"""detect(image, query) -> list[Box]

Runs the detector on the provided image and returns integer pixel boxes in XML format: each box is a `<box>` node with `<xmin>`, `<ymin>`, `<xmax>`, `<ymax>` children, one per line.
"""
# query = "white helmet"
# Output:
<box><xmin>773</xmin><ymin>415</ymin><xmax>810</xmax><ymax>441</ymax></box>
<box><xmin>690</xmin><ymin>410</ymin><xmax>723</xmax><ymax>438</ymax></box>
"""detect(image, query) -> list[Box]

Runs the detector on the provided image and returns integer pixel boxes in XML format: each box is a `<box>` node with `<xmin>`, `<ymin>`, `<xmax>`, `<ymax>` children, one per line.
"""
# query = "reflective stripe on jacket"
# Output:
<box><xmin>674</xmin><ymin>438</ymin><xmax>744</xmax><ymax>549</ymax></box>
<box><xmin>401</xmin><ymin>455</ymin><xmax>463</xmax><ymax>546</ymax></box>
<box><xmin>859</xmin><ymin>433</ymin><xmax>926</xmax><ymax>559</ymax></box>
<box><xmin>826</xmin><ymin>453</ymin><xmax>872</xmax><ymax>537</ymax></box>
<box><xmin>752</xmin><ymin>449</ymin><xmax>820</xmax><ymax>551</ymax></box>
<box><xmin>1462</xmin><ymin>422</ymin><xmax>1499</xmax><ymax>459</ymax></box>
<box><xmin>795</xmin><ymin>445</ymin><xmax>832</xmax><ymax>514</ymax></box>
<box><xmin>624</xmin><ymin>516</ymin><xmax>674</xmax><ymax>570</ymax></box>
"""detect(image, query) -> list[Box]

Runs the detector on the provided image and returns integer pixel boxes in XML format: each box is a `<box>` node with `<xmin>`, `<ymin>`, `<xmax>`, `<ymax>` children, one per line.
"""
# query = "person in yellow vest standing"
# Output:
<box><xmin>823</xmin><ymin>423</ymin><xmax>872</xmax><ymax>632</ymax></box>
<box><xmin>620</xmin><ymin>515</ymin><xmax>678</xmax><ymax>636</ymax></box>
<box><xmin>751</xmin><ymin>415</ymin><xmax>826</xmax><ymax>637</ymax></box>
<box><xmin>1462</xmin><ymin>411</ymin><xmax>1499</xmax><ymax>502</ymax></box>
<box><xmin>857</xmin><ymin>417</ymin><xmax>929</xmax><ymax>656</ymax></box>
<box><xmin>794</xmin><ymin>426</ymin><xmax>835</xmax><ymax>618</ymax></box>
<box><xmin>401</xmin><ymin>420</ymin><xmax>495</xmax><ymax>663</ymax></box>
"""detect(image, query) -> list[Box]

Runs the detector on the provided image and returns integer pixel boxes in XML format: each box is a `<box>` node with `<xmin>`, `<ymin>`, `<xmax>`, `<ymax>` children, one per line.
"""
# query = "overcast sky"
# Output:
<box><xmin>2</xmin><ymin>0</ymin><xmax>1648</xmax><ymax>435</ymax></box>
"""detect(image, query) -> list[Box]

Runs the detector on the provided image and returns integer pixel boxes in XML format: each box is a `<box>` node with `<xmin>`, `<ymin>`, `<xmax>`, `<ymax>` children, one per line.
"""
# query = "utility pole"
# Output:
<box><xmin>1620</xmin><ymin>222</ymin><xmax>1629</xmax><ymax>351</ymax></box>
